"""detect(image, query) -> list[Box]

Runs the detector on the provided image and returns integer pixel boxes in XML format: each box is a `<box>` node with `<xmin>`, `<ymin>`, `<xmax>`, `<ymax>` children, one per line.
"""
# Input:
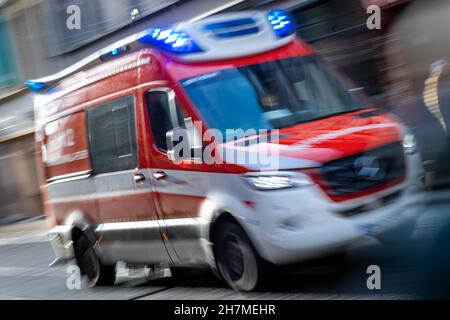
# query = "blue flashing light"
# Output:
<box><xmin>110</xmin><ymin>48</ymin><xmax>120</xmax><ymax>56</ymax></box>
<box><xmin>139</xmin><ymin>28</ymin><xmax>202</xmax><ymax>54</ymax></box>
<box><xmin>105</xmin><ymin>45</ymin><xmax>129</xmax><ymax>59</ymax></box>
<box><xmin>267</xmin><ymin>9</ymin><xmax>294</xmax><ymax>38</ymax></box>
<box><xmin>25</xmin><ymin>80</ymin><xmax>46</xmax><ymax>92</ymax></box>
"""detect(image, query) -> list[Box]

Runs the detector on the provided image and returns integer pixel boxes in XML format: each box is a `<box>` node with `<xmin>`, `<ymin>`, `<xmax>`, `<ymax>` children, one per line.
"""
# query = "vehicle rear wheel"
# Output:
<box><xmin>73</xmin><ymin>233</ymin><xmax>116</xmax><ymax>287</ymax></box>
<box><xmin>215</xmin><ymin>221</ymin><xmax>267</xmax><ymax>292</ymax></box>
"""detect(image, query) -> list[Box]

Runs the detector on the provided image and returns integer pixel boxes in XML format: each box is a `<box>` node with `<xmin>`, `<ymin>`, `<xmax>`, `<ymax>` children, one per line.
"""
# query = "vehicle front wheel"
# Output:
<box><xmin>73</xmin><ymin>233</ymin><xmax>116</xmax><ymax>287</ymax></box>
<box><xmin>215</xmin><ymin>221</ymin><xmax>267</xmax><ymax>292</ymax></box>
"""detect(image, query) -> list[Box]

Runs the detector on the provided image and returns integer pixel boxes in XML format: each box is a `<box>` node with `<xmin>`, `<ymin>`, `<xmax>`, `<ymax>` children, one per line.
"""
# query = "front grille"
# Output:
<box><xmin>320</xmin><ymin>142</ymin><xmax>405</xmax><ymax>196</ymax></box>
<box><xmin>338</xmin><ymin>190</ymin><xmax>403</xmax><ymax>217</ymax></box>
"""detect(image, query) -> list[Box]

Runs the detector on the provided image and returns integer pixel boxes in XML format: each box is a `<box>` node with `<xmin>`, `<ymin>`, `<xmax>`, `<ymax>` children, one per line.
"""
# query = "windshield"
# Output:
<box><xmin>180</xmin><ymin>56</ymin><xmax>370</xmax><ymax>134</ymax></box>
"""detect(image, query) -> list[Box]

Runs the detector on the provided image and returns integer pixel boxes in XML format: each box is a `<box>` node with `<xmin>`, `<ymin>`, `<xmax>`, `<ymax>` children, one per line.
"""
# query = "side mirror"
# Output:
<box><xmin>166</xmin><ymin>126</ymin><xmax>203</xmax><ymax>163</ymax></box>
<box><xmin>166</xmin><ymin>127</ymin><xmax>186</xmax><ymax>162</ymax></box>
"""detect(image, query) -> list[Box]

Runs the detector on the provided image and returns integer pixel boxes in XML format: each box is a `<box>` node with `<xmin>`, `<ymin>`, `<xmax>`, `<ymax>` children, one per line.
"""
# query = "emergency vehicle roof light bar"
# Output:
<box><xmin>267</xmin><ymin>9</ymin><xmax>295</xmax><ymax>38</ymax></box>
<box><xmin>24</xmin><ymin>9</ymin><xmax>296</xmax><ymax>93</ymax></box>
<box><xmin>138</xmin><ymin>28</ymin><xmax>203</xmax><ymax>54</ymax></box>
<box><xmin>24</xmin><ymin>80</ymin><xmax>46</xmax><ymax>93</ymax></box>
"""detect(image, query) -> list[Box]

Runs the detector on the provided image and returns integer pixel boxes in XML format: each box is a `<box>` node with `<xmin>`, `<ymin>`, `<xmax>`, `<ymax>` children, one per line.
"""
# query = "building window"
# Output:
<box><xmin>0</xmin><ymin>16</ymin><xmax>18</xmax><ymax>89</ymax></box>
<box><xmin>42</xmin><ymin>0</ymin><xmax>182</xmax><ymax>56</ymax></box>
<box><xmin>86</xmin><ymin>95</ymin><xmax>137</xmax><ymax>174</ymax></box>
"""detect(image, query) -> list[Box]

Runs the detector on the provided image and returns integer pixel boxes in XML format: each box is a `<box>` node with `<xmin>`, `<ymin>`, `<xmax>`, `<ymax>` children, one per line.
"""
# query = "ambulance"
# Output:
<box><xmin>27</xmin><ymin>10</ymin><xmax>424</xmax><ymax>291</ymax></box>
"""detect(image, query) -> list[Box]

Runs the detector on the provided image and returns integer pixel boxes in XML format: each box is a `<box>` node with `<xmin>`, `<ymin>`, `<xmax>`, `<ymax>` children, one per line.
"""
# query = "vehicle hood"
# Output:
<box><xmin>220</xmin><ymin>109</ymin><xmax>404</xmax><ymax>170</ymax></box>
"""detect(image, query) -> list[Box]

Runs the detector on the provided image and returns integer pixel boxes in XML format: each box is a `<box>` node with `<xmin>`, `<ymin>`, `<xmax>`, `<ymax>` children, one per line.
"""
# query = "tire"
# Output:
<box><xmin>73</xmin><ymin>233</ymin><xmax>116</xmax><ymax>287</ymax></box>
<box><xmin>214</xmin><ymin>221</ymin><xmax>267</xmax><ymax>292</ymax></box>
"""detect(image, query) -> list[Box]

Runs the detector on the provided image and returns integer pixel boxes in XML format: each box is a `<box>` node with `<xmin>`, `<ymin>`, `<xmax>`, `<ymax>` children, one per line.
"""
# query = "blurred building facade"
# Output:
<box><xmin>0</xmin><ymin>0</ymin><xmax>447</xmax><ymax>220</ymax></box>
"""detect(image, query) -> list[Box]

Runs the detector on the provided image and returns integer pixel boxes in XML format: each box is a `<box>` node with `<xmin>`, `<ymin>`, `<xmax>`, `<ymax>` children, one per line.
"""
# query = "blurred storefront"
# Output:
<box><xmin>0</xmin><ymin>89</ymin><xmax>40</xmax><ymax>221</ymax></box>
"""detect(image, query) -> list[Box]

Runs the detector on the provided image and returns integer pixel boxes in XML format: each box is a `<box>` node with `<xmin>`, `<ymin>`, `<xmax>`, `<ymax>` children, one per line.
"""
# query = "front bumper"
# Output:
<box><xmin>47</xmin><ymin>225</ymin><xmax>74</xmax><ymax>264</ymax></box>
<box><xmin>246</xmin><ymin>179</ymin><xmax>425</xmax><ymax>265</ymax></box>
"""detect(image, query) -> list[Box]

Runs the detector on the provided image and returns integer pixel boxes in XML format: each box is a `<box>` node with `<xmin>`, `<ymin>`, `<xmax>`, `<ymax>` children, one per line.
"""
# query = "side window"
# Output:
<box><xmin>146</xmin><ymin>90</ymin><xmax>188</xmax><ymax>152</ymax></box>
<box><xmin>86</xmin><ymin>95</ymin><xmax>138</xmax><ymax>174</ymax></box>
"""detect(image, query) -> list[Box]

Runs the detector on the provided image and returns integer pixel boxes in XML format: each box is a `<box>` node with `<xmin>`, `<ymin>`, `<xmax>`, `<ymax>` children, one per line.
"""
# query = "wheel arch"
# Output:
<box><xmin>208</xmin><ymin>210</ymin><xmax>264</xmax><ymax>259</ymax></box>
<box><xmin>209</xmin><ymin>211</ymin><xmax>241</xmax><ymax>247</ymax></box>
<box><xmin>64</xmin><ymin>210</ymin><xmax>97</xmax><ymax>245</ymax></box>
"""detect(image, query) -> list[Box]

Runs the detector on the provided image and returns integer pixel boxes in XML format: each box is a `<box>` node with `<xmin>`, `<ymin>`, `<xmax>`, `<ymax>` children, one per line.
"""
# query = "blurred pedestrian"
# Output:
<box><xmin>423</xmin><ymin>60</ymin><xmax>450</xmax><ymax>189</ymax></box>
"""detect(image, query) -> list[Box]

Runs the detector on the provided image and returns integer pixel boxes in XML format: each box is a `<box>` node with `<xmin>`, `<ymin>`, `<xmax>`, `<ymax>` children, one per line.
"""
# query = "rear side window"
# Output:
<box><xmin>86</xmin><ymin>95</ymin><xmax>137</xmax><ymax>174</ymax></box>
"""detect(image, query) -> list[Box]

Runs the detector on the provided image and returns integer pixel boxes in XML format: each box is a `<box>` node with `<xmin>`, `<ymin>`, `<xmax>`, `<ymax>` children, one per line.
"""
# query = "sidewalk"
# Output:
<box><xmin>0</xmin><ymin>217</ymin><xmax>48</xmax><ymax>236</ymax></box>
<box><xmin>0</xmin><ymin>218</ymin><xmax>49</xmax><ymax>246</ymax></box>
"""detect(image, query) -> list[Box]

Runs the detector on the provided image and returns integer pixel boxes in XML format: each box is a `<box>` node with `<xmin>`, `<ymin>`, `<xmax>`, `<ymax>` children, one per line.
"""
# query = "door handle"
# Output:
<box><xmin>133</xmin><ymin>173</ymin><xmax>146</xmax><ymax>184</ymax></box>
<box><xmin>153</xmin><ymin>171</ymin><xmax>167</xmax><ymax>181</ymax></box>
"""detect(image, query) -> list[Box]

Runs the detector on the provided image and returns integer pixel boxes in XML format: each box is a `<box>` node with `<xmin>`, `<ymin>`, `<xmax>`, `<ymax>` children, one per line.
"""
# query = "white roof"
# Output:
<box><xmin>173</xmin><ymin>10</ymin><xmax>295</xmax><ymax>61</ymax></box>
<box><xmin>26</xmin><ymin>10</ymin><xmax>295</xmax><ymax>89</ymax></box>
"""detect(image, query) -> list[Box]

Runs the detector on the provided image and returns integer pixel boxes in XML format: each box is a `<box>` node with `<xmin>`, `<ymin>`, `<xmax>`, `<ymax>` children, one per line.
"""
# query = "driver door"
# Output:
<box><xmin>144</xmin><ymin>88</ymin><xmax>209</xmax><ymax>264</ymax></box>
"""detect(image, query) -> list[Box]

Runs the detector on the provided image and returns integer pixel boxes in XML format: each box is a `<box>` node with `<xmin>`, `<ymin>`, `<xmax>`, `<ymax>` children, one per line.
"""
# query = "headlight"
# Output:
<box><xmin>242</xmin><ymin>172</ymin><xmax>313</xmax><ymax>191</ymax></box>
<box><xmin>403</xmin><ymin>133</ymin><xmax>417</xmax><ymax>155</ymax></box>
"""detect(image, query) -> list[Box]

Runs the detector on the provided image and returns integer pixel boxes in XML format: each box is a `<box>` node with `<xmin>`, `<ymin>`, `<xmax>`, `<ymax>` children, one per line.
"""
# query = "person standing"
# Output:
<box><xmin>424</xmin><ymin>60</ymin><xmax>450</xmax><ymax>189</ymax></box>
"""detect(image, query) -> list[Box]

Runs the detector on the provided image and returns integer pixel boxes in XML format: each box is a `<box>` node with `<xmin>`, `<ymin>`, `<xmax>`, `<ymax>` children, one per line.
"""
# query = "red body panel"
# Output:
<box><xmin>155</xmin><ymin>193</ymin><xmax>205</xmax><ymax>219</ymax></box>
<box><xmin>50</xmin><ymin>198</ymin><xmax>100</xmax><ymax>225</ymax></box>
<box><xmin>43</xmin><ymin>112</ymin><xmax>91</xmax><ymax>180</ymax></box>
<box><xmin>35</xmin><ymin>38</ymin><xmax>405</xmax><ymax>226</ymax></box>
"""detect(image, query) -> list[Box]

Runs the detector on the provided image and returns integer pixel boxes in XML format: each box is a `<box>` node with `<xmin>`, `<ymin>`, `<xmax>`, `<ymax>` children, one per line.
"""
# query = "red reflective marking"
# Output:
<box><xmin>47</xmin><ymin>191</ymin><xmax>206</xmax><ymax>223</ymax></box>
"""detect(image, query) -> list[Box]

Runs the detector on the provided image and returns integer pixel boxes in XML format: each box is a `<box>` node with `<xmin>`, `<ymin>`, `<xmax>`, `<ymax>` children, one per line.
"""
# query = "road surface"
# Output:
<box><xmin>0</xmin><ymin>206</ymin><xmax>445</xmax><ymax>300</ymax></box>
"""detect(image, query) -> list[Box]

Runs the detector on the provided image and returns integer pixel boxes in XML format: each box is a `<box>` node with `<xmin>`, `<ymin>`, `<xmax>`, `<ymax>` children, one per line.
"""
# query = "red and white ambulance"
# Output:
<box><xmin>27</xmin><ymin>10</ymin><xmax>424</xmax><ymax>291</ymax></box>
